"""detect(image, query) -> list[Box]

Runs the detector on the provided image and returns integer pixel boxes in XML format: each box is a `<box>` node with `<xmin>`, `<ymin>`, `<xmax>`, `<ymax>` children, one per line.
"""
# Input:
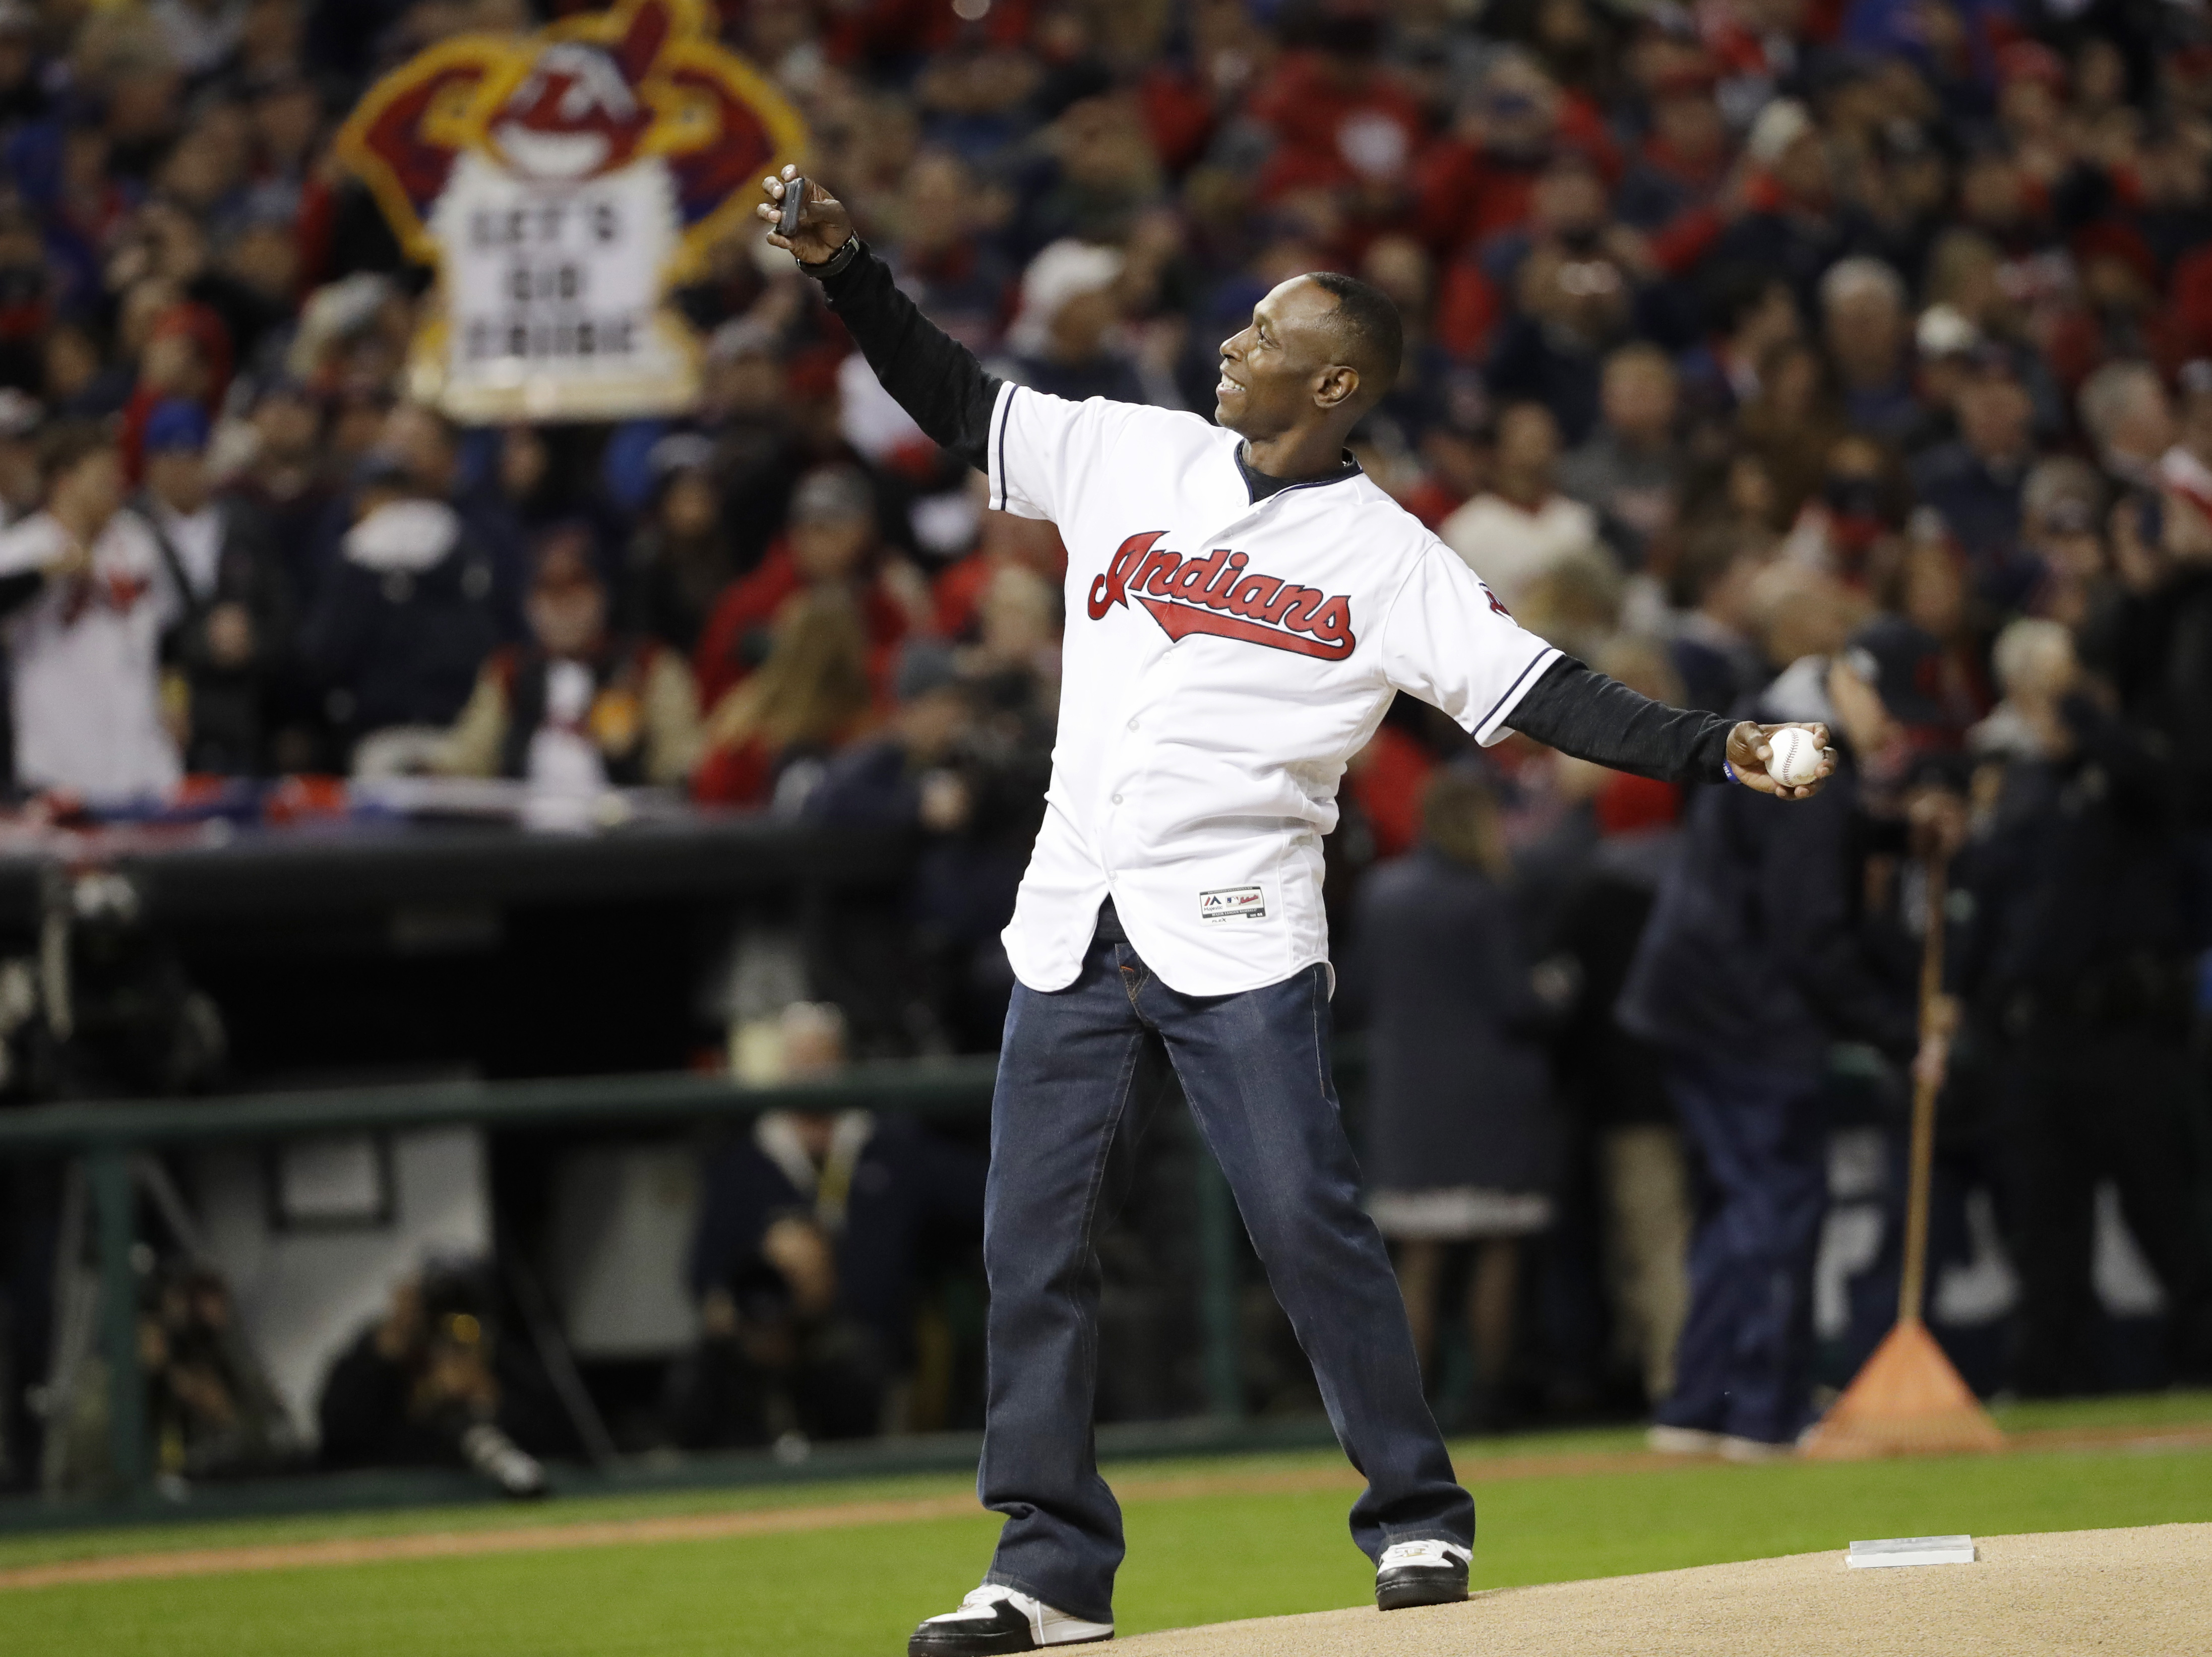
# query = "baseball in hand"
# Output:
<box><xmin>1764</xmin><ymin>725</ymin><xmax>1823</xmax><ymax>788</ymax></box>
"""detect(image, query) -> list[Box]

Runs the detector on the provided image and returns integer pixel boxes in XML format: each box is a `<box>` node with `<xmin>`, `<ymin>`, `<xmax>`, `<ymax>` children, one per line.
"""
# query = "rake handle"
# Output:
<box><xmin>1897</xmin><ymin>848</ymin><xmax>1948</xmax><ymax>1327</ymax></box>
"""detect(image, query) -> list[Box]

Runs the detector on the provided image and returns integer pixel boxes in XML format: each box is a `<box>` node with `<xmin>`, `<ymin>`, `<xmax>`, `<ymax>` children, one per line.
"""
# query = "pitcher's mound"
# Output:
<box><xmin>1117</xmin><ymin>1524</ymin><xmax>2210</xmax><ymax>1656</ymax></box>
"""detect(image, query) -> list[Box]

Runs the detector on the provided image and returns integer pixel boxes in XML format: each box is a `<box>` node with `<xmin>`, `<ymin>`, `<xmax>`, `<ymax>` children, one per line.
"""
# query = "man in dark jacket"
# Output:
<box><xmin>137</xmin><ymin>399</ymin><xmax>295</xmax><ymax>774</ymax></box>
<box><xmin>1953</xmin><ymin>622</ymin><xmax>2212</xmax><ymax>1391</ymax></box>
<box><xmin>1620</xmin><ymin>649</ymin><xmax>1918</xmax><ymax>1452</ymax></box>
<box><xmin>806</xmin><ymin>641</ymin><xmax>1053</xmax><ymax>1051</ymax></box>
<box><xmin>676</xmin><ymin>1074</ymin><xmax>986</xmax><ymax>1446</ymax></box>
<box><xmin>318</xmin><ymin>1261</ymin><xmax>561</xmax><ymax>1497</ymax></box>
<box><xmin>298</xmin><ymin>454</ymin><xmax>515</xmax><ymax>769</ymax></box>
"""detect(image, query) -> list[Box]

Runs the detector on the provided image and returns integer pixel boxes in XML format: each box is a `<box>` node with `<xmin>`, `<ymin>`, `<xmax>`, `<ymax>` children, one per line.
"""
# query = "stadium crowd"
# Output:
<box><xmin>2</xmin><ymin>0</ymin><xmax>2212</xmax><ymax>1492</ymax></box>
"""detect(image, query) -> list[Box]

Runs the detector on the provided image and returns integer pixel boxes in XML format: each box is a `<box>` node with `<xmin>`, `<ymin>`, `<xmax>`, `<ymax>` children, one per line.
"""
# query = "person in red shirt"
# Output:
<box><xmin>1246</xmin><ymin>13</ymin><xmax>1428</xmax><ymax>213</ymax></box>
<box><xmin>1414</xmin><ymin>49</ymin><xmax>1620</xmax><ymax>266</ymax></box>
<box><xmin>693</xmin><ymin>465</ymin><xmax>932</xmax><ymax>711</ymax></box>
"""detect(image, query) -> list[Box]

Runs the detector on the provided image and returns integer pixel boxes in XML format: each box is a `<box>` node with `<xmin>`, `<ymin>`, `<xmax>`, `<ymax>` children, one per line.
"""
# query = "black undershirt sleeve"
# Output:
<box><xmin>810</xmin><ymin>241</ymin><xmax>1002</xmax><ymax>473</ymax></box>
<box><xmin>1506</xmin><ymin>657</ymin><xmax>1735</xmax><ymax>785</ymax></box>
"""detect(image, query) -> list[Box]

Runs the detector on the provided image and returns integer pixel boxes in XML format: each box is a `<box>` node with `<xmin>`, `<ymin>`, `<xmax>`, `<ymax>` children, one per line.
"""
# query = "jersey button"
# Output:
<box><xmin>1127</xmin><ymin>718</ymin><xmax>1138</xmax><ymax>730</ymax></box>
<box><xmin>1111</xmin><ymin>793</ymin><xmax>1123</xmax><ymax>805</ymax></box>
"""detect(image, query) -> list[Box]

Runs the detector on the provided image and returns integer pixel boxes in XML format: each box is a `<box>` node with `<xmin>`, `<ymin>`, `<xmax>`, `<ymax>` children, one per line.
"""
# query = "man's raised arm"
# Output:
<box><xmin>758</xmin><ymin>169</ymin><xmax>1001</xmax><ymax>472</ymax></box>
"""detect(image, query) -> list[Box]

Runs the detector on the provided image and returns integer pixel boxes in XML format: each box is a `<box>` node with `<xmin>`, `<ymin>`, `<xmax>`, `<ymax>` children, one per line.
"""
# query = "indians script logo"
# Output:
<box><xmin>1086</xmin><ymin>532</ymin><xmax>1355</xmax><ymax>661</ymax></box>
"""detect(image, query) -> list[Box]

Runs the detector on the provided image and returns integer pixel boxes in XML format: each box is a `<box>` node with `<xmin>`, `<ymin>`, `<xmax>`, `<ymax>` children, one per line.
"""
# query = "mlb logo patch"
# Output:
<box><xmin>1198</xmin><ymin>886</ymin><xmax>1267</xmax><ymax>923</ymax></box>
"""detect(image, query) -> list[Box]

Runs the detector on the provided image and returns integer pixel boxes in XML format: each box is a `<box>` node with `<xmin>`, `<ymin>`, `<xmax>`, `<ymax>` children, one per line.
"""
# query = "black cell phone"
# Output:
<box><xmin>778</xmin><ymin>175</ymin><xmax>807</xmax><ymax>238</ymax></box>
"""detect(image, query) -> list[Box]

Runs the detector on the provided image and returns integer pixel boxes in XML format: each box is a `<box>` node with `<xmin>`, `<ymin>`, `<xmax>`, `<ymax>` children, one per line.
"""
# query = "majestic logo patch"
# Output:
<box><xmin>1086</xmin><ymin>531</ymin><xmax>1356</xmax><ymax>661</ymax></box>
<box><xmin>1198</xmin><ymin>885</ymin><xmax>1267</xmax><ymax>922</ymax></box>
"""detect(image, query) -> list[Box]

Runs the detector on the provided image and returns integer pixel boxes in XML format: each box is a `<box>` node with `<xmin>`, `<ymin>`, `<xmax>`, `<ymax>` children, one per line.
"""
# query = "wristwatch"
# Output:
<box><xmin>803</xmin><ymin>234</ymin><xmax>862</xmax><ymax>280</ymax></box>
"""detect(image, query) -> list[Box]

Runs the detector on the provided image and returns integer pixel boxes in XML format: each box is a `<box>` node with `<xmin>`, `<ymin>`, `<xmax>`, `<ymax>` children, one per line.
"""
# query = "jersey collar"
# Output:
<box><xmin>1235</xmin><ymin>443</ymin><xmax>1363</xmax><ymax>505</ymax></box>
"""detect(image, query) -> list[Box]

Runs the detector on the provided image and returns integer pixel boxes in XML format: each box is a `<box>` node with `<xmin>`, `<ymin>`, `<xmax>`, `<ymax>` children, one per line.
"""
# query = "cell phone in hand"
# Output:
<box><xmin>778</xmin><ymin>175</ymin><xmax>808</xmax><ymax>238</ymax></box>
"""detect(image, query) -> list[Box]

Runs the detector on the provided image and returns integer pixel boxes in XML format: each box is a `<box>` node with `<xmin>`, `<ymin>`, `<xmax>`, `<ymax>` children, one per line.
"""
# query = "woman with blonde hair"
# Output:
<box><xmin>692</xmin><ymin>589</ymin><xmax>877</xmax><ymax>810</ymax></box>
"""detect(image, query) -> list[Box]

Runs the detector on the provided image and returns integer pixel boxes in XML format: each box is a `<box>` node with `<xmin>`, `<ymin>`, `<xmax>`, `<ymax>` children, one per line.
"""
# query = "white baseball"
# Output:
<box><xmin>1764</xmin><ymin>725</ymin><xmax>1823</xmax><ymax>788</ymax></box>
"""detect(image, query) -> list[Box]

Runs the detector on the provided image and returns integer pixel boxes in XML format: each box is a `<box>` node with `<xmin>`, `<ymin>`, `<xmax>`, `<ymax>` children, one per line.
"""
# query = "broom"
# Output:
<box><xmin>1799</xmin><ymin>845</ymin><xmax>2005</xmax><ymax>1460</ymax></box>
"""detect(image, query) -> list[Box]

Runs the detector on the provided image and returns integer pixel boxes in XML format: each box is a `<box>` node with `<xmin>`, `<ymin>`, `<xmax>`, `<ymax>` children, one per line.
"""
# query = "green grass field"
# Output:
<box><xmin>5</xmin><ymin>1393</ymin><xmax>2209</xmax><ymax>1657</ymax></box>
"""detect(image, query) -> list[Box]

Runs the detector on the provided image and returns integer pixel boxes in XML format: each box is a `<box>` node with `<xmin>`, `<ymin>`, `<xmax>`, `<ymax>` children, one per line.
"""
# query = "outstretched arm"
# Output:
<box><xmin>757</xmin><ymin>168</ymin><xmax>1001</xmax><ymax>472</ymax></box>
<box><xmin>1507</xmin><ymin>657</ymin><xmax>1835</xmax><ymax>799</ymax></box>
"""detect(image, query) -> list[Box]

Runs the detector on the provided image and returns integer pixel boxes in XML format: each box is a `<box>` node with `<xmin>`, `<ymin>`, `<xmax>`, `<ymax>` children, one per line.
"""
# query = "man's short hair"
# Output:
<box><xmin>1308</xmin><ymin>271</ymin><xmax>1404</xmax><ymax>399</ymax></box>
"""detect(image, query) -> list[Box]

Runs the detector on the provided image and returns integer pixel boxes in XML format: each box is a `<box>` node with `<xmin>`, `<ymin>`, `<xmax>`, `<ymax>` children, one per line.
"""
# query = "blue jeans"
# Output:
<box><xmin>1655</xmin><ymin>1053</ymin><xmax>1828</xmax><ymax>1445</ymax></box>
<box><xmin>978</xmin><ymin>905</ymin><xmax>1470</xmax><ymax>1623</ymax></box>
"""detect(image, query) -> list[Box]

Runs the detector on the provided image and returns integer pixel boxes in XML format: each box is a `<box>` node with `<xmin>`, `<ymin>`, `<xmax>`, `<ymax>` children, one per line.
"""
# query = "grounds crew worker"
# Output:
<box><xmin>760</xmin><ymin>169</ymin><xmax>1836</xmax><ymax>1656</ymax></box>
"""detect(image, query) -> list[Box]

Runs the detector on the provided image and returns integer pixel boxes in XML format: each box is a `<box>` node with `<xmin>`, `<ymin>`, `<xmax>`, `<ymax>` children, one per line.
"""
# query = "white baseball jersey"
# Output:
<box><xmin>0</xmin><ymin>509</ymin><xmax>181</xmax><ymax>803</ymax></box>
<box><xmin>989</xmin><ymin>385</ymin><xmax>1561</xmax><ymax>997</ymax></box>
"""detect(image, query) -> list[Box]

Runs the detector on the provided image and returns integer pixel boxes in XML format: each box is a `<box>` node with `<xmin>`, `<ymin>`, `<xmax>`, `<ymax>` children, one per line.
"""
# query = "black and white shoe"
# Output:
<box><xmin>1375</xmin><ymin>1539</ymin><xmax>1471</xmax><ymax>1610</ymax></box>
<box><xmin>908</xmin><ymin>1585</ymin><xmax>1113</xmax><ymax>1654</ymax></box>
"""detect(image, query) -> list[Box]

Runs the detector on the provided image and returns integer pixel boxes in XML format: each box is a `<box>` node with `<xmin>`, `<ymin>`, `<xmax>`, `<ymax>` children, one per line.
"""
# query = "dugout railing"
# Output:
<box><xmin>0</xmin><ymin>1054</ymin><xmax>1288</xmax><ymax>1526</ymax></box>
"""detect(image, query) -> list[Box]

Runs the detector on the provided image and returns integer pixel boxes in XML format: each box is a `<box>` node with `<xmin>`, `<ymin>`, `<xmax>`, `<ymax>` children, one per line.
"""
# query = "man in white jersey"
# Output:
<box><xmin>760</xmin><ymin>170</ymin><xmax>1833</xmax><ymax>1656</ymax></box>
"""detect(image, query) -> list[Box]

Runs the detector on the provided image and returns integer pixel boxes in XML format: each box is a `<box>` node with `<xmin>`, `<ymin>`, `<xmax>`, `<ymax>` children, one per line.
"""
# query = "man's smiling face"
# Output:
<box><xmin>1215</xmin><ymin>276</ymin><xmax>1351</xmax><ymax>439</ymax></box>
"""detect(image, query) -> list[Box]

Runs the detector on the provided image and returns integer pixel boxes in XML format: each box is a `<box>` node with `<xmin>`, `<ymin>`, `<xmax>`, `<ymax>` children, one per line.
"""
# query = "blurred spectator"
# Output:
<box><xmin>1621</xmin><ymin>580</ymin><xmax>1918</xmax><ymax>1452</ymax></box>
<box><xmin>1357</xmin><ymin>769</ymin><xmax>1559</xmax><ymax>1427</ymax></box>
<box><xmin>620</xmin><ymin>434</ymin><xmax>741</xmax><ymax>655</ymax></box>
<box><xmin>298</xmin><ymin>450</ymin><xmax>510</xmax><ymax>773</ymax></box>
<box><xmin>998</xmin><ymin>239</ymin><xmax>1147</xmax><ymax>405</ymax></box>
<box><xmin>810</xmin><ymin>638</ymin><xmax>1052</xmax><ymax>1048</ymax></box>
<box><xmin>228</xmin><ymin>378</ymin><xmax>336</xmax><ymax>598</ymax></box>
<box><xmin>1857</xmin><ymin>534</ymin><xmax>1990</xmax><ymax>747</ymax></box>
<box><xmin>2076</xmin><ymin>360</ymin><xmax>2173</xmax><ymax>489</ymax></box>
<box><xmin>674</xmin><ymin>1002</ymin><xmax>986</xmax><ymax>1445</ymax></box>
<box><xmin>1820</xmin><ymin>258</ymin><xmax>1920</xmax><ymax>449</ymax></box>
<box><xmin>0</xmin><ymin>389</ymin><xmax>41</xmax><ymax>526</ymax></box>
<box><xmin>0</xmin><ymin>423</ymin><xmax>179</xmax><ymax>801</ymax></box>
<box><xmin>138</xmin><ymin>1262</ymin><xmax>298</xmax><ymax>1482</ymax></box>
<box><xmin>694</xmin><ymin>589</ymin><xmax>877</xmax><ymax>811</ymax></box>
<box><xmin>2017</xmin><ymin>455</ymin><xmax>2107</xmax><ymax>626</ymax></box>
<box><xmin>1710</xmin><ymin>100</ymin><xmax>1847</xmax><ymax>310</ymax></box>
<box><xmin>435</xmin><ymin>532</ymin><xmax>702</xmax><ymax>792</ymax></box>
<box><xmin>319</xmin><ymin>1262</ymin><xmax>559</xmax><ymax>1497</ymax></box>
<box><xmin>1668</xmin><ymin>520</ymin><xmax>1771</xmax><ymax>714</ymax></box>
<box><xmin>1440</xmin><ymin>402</ymin><xmax>1602</xmax><ymax>610</ymax></box>
<box><xmin>137</xmin><ymin>397</ymin><xmax>294</xmax><ymax>775</ymax></box>
<box><xmin>1911</xmin><ymin>348</ymin><xmax>2037</xmax><ymax>600</ymax></box>
<box><xmin>885</xmin><ymin>152</ymin><xmax>1012</xmax><ymax>352</ymax></box>
<box><xmin>694</xmin><ymin>465</ymin><xmax>927</xmax><ymax>713</ymax></box>
<box><xmin>1558</xmin><ymin>343</ymin><xmax>1687</xmax><ymax>566</ymax></box>
<box><xmin>1544</xmin><ymin>639</ymin><xmax>1694</xmax><ymax>1407</ymax></box>
<box><xmin>1960</xmin><ymin>617</ymin><xmax>2212</xmax><ymax>1391</ymax></box>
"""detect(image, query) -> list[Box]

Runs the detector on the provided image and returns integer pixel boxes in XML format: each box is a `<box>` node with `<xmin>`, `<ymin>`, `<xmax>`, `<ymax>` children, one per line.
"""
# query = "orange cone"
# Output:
<box><xmin>1800</xmin><ymin>848</ymin><xmax>2003</xmax><ymax>1462</ymax></box>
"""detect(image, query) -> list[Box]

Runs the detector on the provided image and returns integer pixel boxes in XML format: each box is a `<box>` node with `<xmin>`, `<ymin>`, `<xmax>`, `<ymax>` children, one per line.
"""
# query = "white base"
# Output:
<box><xmin>1847</xmin><ymin>1536</ymin><xmax>1976</xmax><ymax>1568</ymax></box>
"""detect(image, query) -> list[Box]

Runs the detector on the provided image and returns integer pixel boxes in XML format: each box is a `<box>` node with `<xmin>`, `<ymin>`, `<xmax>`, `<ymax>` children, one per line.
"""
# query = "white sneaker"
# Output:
<box><xmin>1646</xmin><ymin>1425</ymin><xmax>1725</xmax><ymax>1456</ymax></box>
<box><xmin>908</xmin><ymin>1585</ymin><xmax>1114</xmax><ymax>1654</ymax></box>
<box><xmin>1376</xmin><ymin>1539</ymin><xmax>1471</xmax><ymax>1610</ymax></box>
<box><xmin>1717</xmin><ymin>1434</ymin><xmax>1795</xmax><ymax>1463</ymax></box>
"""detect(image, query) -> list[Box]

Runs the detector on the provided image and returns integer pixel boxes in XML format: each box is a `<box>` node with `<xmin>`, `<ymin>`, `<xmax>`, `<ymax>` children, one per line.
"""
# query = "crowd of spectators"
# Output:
<box><xmin>0</xmin><ymin>0</ymin><xmax>2207</xmax><ymax>1485</ymax></box>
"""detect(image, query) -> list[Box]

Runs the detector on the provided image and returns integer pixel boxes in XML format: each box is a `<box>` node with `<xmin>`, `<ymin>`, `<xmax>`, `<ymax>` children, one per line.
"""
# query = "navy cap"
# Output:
<box><xmin>143</xmin><ymin>398</ymin><xmax>210</xmax><ymax>455</ymax></box>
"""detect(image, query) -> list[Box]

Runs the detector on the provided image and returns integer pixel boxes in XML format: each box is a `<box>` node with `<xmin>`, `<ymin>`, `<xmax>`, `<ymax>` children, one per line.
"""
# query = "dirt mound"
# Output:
<box><xmin>1117</xmin><ymin>1525</ymin><xmax>2211</xmax><ymax>1656</ymax></box>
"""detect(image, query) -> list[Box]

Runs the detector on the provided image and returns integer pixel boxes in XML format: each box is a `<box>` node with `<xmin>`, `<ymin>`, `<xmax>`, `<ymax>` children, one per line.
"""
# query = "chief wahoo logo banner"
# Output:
<box><xmin>337</xmin><ymin>0</ymin><xmax>805</xmax><ymax>423</ymax></box>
